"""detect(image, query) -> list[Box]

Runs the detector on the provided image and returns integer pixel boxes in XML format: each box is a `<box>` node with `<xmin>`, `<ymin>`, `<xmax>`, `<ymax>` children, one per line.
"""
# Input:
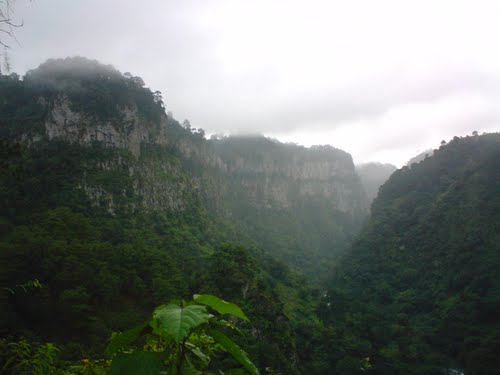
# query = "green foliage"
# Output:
<box><xmin>22</xmin><ymin>57</ymin><xmax>165</xmax><ymax>124</ymax></box>
<box><xmin>209</xmin><ymin>329</ymin><xmax>259</xmax><ymax>375</ymax></box>
<box><xmin>5</xmin><ymin>57</ymin><xmax>497</xmax><ymax>374</ymax></box>
<box><xmin>108</xmin><ymin>295</ymin><xmax>259</xmax><ymax>375</ymax></box>
<box><xmin>106</xmin><ymin>323</ymin><xmax>151</xmax><ymax>357</ymax></box>
<box><xmin>210</xmin><ymin>136</ymin><xmax>367</xmax><ymax>282</ymax></box>
<box><xmin>194</xmin><ymin>294</ymin><xmax>249</xmax><ymax>321</ymax></box>
<box><xmin>1</xmin><ymin>59</ymin><xmax>309</xmax><ymax>374</ymax></box>
<box><xmin>319</xmin><ymin>133</ymin><xmax>500</xmax><ymax>374</ymax></box>
<box><xmin>0</xmin><ymin>338</ymin><xmax>63</xmax><ymax>375</ymax></box>
<box><xmin>109</xmin><ymin>351</ymin><xmax>163</xmax><ymax>375</ymax></box>
<box><xmin>151</xmin><ymin>304</ymin><xmax>212</xmax><ymax>343</ymax></box>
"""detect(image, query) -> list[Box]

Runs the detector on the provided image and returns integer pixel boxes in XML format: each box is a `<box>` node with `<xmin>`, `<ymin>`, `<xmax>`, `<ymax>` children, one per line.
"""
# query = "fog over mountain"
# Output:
<box><xmin>7</xmin><ymin>0</ymin><xmax>500</xmax><ymax>166</ymax></box>
<box><xmin>356</xmin><ymin>162</ymin><xmax>397</xmax><ymax>204</ymax></box>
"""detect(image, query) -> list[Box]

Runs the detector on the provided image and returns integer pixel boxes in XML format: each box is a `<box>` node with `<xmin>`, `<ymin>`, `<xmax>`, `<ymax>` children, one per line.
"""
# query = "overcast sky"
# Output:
<box><xmin>8</xmin><ymin>0</ymin><xmax>500</xmax><ymax>166</ymax></box>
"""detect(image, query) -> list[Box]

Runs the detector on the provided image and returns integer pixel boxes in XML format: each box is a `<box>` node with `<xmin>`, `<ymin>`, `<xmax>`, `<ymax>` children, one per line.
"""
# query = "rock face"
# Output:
<box><xmin>31</xmin><ymin>95</ymin><xmax>368</xmax><ymax>218</ymax></box>
<box><xmin>213</xmin><ymin>136</ymin><xmax>367</xmax><ymax>215</ymax></box>
<box><xmin>42</xmin><ymin>96</ymin><xmax>170</xmax><ymax>158</ymax></box>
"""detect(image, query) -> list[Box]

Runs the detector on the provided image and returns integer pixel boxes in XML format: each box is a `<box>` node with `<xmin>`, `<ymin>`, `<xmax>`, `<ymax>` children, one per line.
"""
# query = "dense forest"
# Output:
<box><xmin>0</xmin><ymin>58</ymin><xmax>498</xmax><ymax>374</ymax></box>
<box><xmin>320</xmin><ymin>134</ymin><xmax>500</xmax><ymax>374</ymax></box>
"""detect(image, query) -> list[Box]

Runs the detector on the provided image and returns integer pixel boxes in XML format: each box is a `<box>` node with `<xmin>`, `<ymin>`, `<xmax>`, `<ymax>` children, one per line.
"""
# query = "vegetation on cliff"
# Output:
<box><xmin>1</xmin><ymin>58</ymin><xmax>498</xmax><ymax>374</ymax></box>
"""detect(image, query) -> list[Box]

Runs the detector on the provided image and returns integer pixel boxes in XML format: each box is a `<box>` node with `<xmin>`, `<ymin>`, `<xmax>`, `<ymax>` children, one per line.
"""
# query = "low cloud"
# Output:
<box><xmin>10</xmin><ymin>0</ymin><xmax>500</xmax><ymax>165</ymax></box>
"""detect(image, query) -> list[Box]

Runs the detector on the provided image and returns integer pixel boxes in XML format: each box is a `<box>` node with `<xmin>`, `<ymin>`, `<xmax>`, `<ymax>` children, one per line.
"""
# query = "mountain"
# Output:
<box><xmin>320</xmin><ymin>133</ymin><xmax>500</xmax><ymax>374</ymax></box>
<box><xmin>211</xmin><ymin>135</ymin><xmax>368</xmax><ymax>278</ymax></box>
<box><xmin>0</xmin><ymin>57</ymin><xmax>369</xmax><ymax>372</ymax></box>
<box><xmin>356</xmin><ymin>162</ymin><xmax>397</xmax><ymax>204</ymax></box>
<box><xmin>406</xmin><ymin>149</ymin><xmax>433</xmax><ymax>166</ymax></box>
<box><xmin>4</xmin><ymin>57</ymin><xmax>497</xmax><ymax>375</ymax></box>
<box><xmin>0</xmin><ymin>57</ymin><xmax>368</xmax><ymax>279</ymax></box>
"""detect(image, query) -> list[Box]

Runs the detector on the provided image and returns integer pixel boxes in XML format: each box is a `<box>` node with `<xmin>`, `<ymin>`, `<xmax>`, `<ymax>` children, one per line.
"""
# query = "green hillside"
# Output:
<box><xmin>320</xmin><ymin>133</ymin><xmax>500</xmax><ymax>374</ymax></box>
<box><xmin>1</xmin><ymin>58</ymin><xmax>498</xmax><ymax>374</ymax></box>
<box><xmin>0</xmin><ymin>58</ymin><xmax>366</xmax><ymax>373</ymax></box>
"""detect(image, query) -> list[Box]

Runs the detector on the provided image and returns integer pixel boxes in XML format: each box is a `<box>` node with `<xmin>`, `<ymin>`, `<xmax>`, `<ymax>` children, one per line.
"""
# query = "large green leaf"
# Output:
<box><xmin>210</xmin><ymin>329</ymin><xmax>259</xmax><ymax>375</ymax></box>
<box><xmin>107</xmin><ymin>322</ymin><xmax>151</xmax><ymax>357</ymax></box>
<box><xmin>151</xmin><ymin>303</ymin><xmax>211</xmax><ymax>343</ymax></box>
<box><xmin>194</xmin><ymin>294</ymin><xmax>249</xmax><ymax>321</ymax></box>
<box><xmin>110</xmin><ymin>350</ymin><xmax>163</xmax><ymax>375</ymax></box>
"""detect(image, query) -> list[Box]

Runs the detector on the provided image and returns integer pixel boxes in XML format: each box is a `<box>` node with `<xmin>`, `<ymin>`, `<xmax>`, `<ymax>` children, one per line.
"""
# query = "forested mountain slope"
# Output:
<box><xmin>3</xmin><ymin>57</ymin><xmax>496</xmax><ymax>375</ymax></box>
<box><xmin>406</xmin><ymin>149</ymin><xmax>433</xmax><ymax>166</ymax></box>
<box><xmin>0</xmin><ymin>57</ymin><xmax>368</xmax><ymax>279</ymax></box>
<box><xmin>0</xmin><ymin>57</ymin><xmax>368</xmax><ymax>373</ymax></box>
<box><xmin>320</xmin><ymin>133</ymin><xmax>500</xmax><ymax>374</ymax></box>
<box><xmin>212</xmin><ymin>136</ymin><xmax>367</xmax><ymax>278</ymax></box>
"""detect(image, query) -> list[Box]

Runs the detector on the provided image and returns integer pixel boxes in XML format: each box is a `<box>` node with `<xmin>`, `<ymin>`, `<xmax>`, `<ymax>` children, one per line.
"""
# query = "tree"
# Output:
<box><xmin>153</xmin><ymin>90</ymin><xmax>165</xmax><ymax>108</ymax></box>
<box><xmin>196</xmin><ymin>128</ymin><xmax>205</xmax><ymax>138</ymax></box>
<box><xmin>182</xmin><ymin>119</ymin><xmax>192</xmax><ymax>132</ymax></box>
<box><xmin>131</xmin><ymin>75</ymin><xmax>145</xmax><ymax>87</ymax></box>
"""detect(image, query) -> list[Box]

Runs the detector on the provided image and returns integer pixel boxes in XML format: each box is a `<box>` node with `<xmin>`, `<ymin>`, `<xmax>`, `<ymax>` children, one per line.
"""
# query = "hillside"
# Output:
<box><xmin>320</xmin><ymin>133</ymin><xmax>500</xmax><ymax>374</ymax></box>
<box><xmin>2</xmin><ymin>57</ymin><xmax>498</xmax><ymax>375</ymax></box>
<box><xmin>406</xmin><ymin>149</ymin><xmax>433</xmax><ymax>166</ymax></box>
<box><xmin>0</xmin><ymin>58</ymin><xmax>368</xmax><ymax>278</ymax></box>
<box><xmin>212</xmin><ymin>135</ymin><xmax>367</xmax><ymax>278</ymax></box>
<box><xmin>0</xmin><ymin>57</ymin><xmax>368</xmax><ymax>373</ymax></box>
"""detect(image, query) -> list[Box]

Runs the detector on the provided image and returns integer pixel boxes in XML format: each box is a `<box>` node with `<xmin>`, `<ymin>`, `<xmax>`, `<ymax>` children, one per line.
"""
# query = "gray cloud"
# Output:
<box><xmin>9</xmin><ymin>0</ymin><xmax>500</xmax><ymax>165</ymax></box>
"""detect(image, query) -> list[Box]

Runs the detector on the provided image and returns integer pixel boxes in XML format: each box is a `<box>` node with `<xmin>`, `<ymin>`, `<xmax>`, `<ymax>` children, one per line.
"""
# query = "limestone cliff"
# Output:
<box><xmin>212</xmin><ymin>136</ymin><xmax>367</xmax><ymax>216</ymax></box>
<box><xmin>21</xmin><ymin>93</ymin><xmax>367</xmax><ymax>218</ymax></box>
<box><xmin>43</xmin><ymin>95</ymin><xmax>169</xmax><ymax>157</ymax></box>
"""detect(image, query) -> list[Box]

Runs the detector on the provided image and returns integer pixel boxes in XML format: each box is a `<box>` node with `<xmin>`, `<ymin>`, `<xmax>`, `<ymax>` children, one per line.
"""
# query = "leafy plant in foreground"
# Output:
<box><xmin>0</xmin><ymin>338</ymin><xmax>63</xmax><ymax>375</ymax></box>
<box><xmin>107</xmin><ymin>294</ymin><xmax>259</xmax><ymax>375</ymax></box>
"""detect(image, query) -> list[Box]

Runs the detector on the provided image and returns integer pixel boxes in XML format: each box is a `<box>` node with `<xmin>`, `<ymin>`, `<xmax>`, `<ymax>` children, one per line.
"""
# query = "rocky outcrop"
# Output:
<box><xmin>212</xmin><ymin>137</ymin><xmax>368</xmax><ymax>215</ymax></box>
<box><xmin>15</xmin><ymin>94</ymin><xmax>368</xmax><ymax>217</ymax></box>
<box><xmin>43</xmin><ymin>95</ymin><xmax>169</xmax><ymax>157</ymax></box>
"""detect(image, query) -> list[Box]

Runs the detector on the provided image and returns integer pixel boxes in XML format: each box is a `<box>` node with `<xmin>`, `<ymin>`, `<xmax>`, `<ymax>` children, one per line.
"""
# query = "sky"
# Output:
<box><xmin>6</xmin><ymin>0</ymin><xmax>500</xmax><ymax>166</ymax></box>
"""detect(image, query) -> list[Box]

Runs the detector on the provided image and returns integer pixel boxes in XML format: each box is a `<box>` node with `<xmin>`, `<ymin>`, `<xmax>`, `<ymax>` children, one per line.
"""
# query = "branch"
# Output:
<box><xmin>0</xmin><ymin>27</ymin><xmax>14</xmax><ymax>35</ymax></box>
<box><xmin>0</xmin><ymin>18</ymin><xmax>23</xmax><ymax>27</ymax></box>
<box><xmin>0</xmin><ymin>0</ymin><xmax>23</xmax><ymax>50</ymax></box>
